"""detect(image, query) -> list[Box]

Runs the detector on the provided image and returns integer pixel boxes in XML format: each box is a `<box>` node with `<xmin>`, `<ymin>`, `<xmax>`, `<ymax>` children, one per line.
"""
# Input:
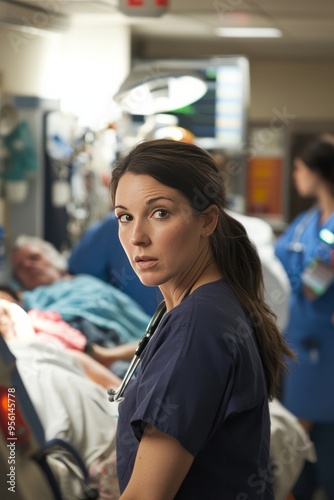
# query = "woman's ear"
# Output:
<box><xmin>200</xmin><ymin>205</ymin><xmax>219</xmax><ymax>237</ymax></box>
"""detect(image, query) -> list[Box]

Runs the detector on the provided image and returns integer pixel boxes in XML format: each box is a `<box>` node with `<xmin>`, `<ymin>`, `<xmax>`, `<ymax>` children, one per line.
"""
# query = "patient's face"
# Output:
<box><xmin>12</xmin><ymin>245</ymin><xmax>63</xmax><ymax>290</ymax></box>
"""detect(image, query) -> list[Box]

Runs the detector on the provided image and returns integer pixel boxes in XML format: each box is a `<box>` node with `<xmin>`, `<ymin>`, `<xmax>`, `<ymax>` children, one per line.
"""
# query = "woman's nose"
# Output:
<box><xmin>129</xmin><ymin>222</ymin><xmax>150</xmax><ymax>247</ymax></box>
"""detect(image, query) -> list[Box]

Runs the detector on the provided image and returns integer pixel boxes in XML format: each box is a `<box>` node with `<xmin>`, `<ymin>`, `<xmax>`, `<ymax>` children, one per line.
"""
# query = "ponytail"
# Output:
<box><xmin>211</xmin><ymin>212</ymin><xmax>294</xmax><ymax>400</ymax></box>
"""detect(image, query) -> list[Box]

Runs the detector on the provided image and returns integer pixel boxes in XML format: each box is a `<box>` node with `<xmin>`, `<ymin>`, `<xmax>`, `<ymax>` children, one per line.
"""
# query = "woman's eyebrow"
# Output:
<box><xmin>114</xmin><ymin>197</ymin><xmax>173</xmax><ymax>210</ymax></box>
<box><xmin>146</xmin><ymin>197</ymin><xmax>173</xmax><ymax>205</ymax></box>
<box><xmin>114</xmin><ymin>205</ymin><xmax>128</xmax><ymax>210</ymax></box>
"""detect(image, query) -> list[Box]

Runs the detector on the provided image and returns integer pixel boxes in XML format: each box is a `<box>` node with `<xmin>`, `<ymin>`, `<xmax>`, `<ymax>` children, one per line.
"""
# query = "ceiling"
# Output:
<box><xmin>2</xmin><ymin>0</ymin><xmax>334</xmax><ymax>60</ymax></box>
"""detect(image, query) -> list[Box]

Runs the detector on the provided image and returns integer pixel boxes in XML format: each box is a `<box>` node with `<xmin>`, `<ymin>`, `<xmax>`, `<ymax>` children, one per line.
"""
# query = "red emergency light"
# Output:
<box><xmin>119</xmin><ymin>0</ymin><xmax>169</xmax><ymax>17</ymax></box>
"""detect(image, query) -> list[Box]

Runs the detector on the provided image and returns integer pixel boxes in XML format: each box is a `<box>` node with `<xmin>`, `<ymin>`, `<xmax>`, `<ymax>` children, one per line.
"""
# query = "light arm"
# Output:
<box><xmin>120</xmin><ymin>424</ymin><xmax>193</xmax><ymax>500</ymax></box>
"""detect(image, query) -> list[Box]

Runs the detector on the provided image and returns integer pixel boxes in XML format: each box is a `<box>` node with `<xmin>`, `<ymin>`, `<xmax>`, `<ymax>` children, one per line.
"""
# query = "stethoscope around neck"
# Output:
<box><xmin>108</xmin><ymin>300</ymin><xmax>167</xmax><ymax>403</ymax></box>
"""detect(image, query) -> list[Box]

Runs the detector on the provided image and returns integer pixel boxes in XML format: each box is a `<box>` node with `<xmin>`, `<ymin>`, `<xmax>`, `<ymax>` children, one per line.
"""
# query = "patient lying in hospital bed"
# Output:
<box><xmin>0</xmin><ymin>290</ymin><xmax>123</xmax><ymax>390</ymax></box>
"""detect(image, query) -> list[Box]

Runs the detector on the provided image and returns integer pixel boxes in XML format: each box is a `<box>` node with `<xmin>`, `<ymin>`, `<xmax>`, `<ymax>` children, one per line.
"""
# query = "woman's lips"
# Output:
<box><xmin>135</xmin><ymin>257</ymin><xmax>158</xmax><ymax>269</ymax></box>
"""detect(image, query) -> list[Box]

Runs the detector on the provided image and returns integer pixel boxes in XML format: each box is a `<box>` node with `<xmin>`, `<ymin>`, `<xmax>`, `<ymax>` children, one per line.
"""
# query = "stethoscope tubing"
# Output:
<box><xmin>108</xmin><ymin>300</ymin><xmax>166</xmax><ymax>403</ymax></box>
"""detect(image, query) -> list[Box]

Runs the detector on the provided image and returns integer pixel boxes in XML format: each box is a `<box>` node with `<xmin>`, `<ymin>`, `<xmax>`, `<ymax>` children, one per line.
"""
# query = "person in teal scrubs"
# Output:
<box><xmin>275</xmin><ymin>135</ymin><xmax>334</xmax><ymax>499</ymax></box>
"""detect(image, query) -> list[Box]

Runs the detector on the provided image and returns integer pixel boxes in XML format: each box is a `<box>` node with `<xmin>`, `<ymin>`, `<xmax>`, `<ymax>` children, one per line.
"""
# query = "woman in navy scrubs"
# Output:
<box><xmin>110</xmin><ymin>139</ymin><xmax>293</xmax><ymax>499</ymax></box>
<box><xmin>275</xmin><ymin>135</ymin><xmax>334</xmax><ymax>499</ymax></box>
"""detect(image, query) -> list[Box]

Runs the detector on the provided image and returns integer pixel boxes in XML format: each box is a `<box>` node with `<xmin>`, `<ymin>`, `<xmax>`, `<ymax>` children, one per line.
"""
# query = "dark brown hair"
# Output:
<box><xmin>110</xmin><ymin>139</ymin><xmax>294</xmax><ymax>399</ymax></box>
<box><xmin>297</xmin><ymin>135</ymin><xmax>334</xmax><ymax>191</ymax></box>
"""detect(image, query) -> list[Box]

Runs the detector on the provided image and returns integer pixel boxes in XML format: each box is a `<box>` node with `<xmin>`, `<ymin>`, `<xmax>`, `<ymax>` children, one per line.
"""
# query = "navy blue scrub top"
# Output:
<box><xmin>116</xmin><ymin>279</ymin><xmax>273</xmax><ymax>499</ymax></box>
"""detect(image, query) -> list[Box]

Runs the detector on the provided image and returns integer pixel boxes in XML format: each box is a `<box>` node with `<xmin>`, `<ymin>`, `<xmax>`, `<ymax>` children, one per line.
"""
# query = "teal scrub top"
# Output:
<box><xmin>275</xmin><ymin>207</ymin><xmax>334</xmax><ymax>421</ymax></box>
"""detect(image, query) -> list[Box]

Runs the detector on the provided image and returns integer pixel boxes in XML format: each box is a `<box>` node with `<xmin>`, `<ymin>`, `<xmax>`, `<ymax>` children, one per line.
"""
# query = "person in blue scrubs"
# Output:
<box><xmin>110</xmin><ymin>139</ymin><xmax>294</xmax><ymax>499</ymax></box>
<box><xmin>275</xmin><ymin>135</ymin><xmax>334</xmax><ymax>499</ymax></box>
<box><xmin>68</xmin><ymin>212</ymin><xmax>160</xmax><ymax>316</ymax></box>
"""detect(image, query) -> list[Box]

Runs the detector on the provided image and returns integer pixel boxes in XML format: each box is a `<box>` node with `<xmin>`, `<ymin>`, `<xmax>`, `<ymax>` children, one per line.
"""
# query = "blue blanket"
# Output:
<box><xmin>22</xmin><ymin>274</ymin><xmax>151</xmax><ymax>344</ymax></box>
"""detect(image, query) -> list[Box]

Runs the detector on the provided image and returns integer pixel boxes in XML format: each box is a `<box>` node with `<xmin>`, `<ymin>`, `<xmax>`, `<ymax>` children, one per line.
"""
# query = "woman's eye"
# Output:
<box><xmin>118</xmin><ymin>214</ymin><xmax>132</xmax><ymax>223</ymax></box>
<box><xmin>153</xmin><ymin>209</ymin><xmax>169</xmax><ymax>219</ymax></box>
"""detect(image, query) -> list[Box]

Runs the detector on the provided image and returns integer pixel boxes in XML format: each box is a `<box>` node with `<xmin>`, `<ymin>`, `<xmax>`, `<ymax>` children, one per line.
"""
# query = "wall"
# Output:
<box><xmin>249</xmin><ymin>60</ymin><xmax>334</xmax><ymax>122</ymax></box>
<box><xmin>0</xmin><ymin>19</ymin><xmax>131</xmax><ymax>123</ymax></box>
<box><xmin>59</xmin><ymin>19</ymin><xmax>131</xmax><ymax>128</ymax></box>
<box><xmin>0</xmin><ymin>28</ymin><xmax>62</xmax><ymax>98</ymax></box>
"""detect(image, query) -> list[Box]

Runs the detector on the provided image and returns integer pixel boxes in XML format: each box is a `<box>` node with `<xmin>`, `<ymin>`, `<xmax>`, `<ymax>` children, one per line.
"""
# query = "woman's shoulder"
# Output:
<box><xmin>167</xmin><ymin>280</ymin><xmax>247</xmax><ymax>333</ymax></box>
<box><xmin>190</xmin><ymin>279</ymin><xmax>242</xmax><ymax>312</ymax></box>
<box><xmin>156</xmin><ymin>281</ymin><xmax>255</xmax><ymax>365</ymax></box>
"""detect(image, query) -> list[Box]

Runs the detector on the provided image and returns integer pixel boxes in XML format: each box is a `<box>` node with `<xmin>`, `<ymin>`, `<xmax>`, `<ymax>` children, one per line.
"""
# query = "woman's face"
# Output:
<box><xmin>293</xmin><ymin>158</ymin><xmax>321</xmax><ymax>198</ymax></box>
<box><xmin>114</xmin><ymin>173</ymin><xmax>210</xmax><ymax>292</ymax></box>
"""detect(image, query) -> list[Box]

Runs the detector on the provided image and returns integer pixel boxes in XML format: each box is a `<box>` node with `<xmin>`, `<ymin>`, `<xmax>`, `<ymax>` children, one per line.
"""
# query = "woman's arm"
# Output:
<box><xmin>120</xmin><ymin>424</ymin><xmax>194</xmax><ymax>500</ymax></box>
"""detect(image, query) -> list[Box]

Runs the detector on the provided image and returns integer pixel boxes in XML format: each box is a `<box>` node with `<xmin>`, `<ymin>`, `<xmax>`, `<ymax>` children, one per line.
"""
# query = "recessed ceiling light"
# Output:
<box><xmin>215</xmin><ymin>27</ymin><xmax>282</xmax><ymax>38</ymax></box>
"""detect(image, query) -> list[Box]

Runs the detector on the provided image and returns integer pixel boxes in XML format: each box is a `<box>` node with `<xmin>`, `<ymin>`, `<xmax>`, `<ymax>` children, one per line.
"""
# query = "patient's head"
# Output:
<box><xmin>12</xmin><ymin>235</ymin><xmax>68</xmax><ymax>290</ymax></box>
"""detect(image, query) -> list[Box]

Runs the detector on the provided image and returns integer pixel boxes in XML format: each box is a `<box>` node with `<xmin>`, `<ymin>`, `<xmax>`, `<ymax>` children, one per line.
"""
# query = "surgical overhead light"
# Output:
<box><xmin>113</xmin><ymin>63</ymin><xmax>208</xmax><ymax>116</ymax></box>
